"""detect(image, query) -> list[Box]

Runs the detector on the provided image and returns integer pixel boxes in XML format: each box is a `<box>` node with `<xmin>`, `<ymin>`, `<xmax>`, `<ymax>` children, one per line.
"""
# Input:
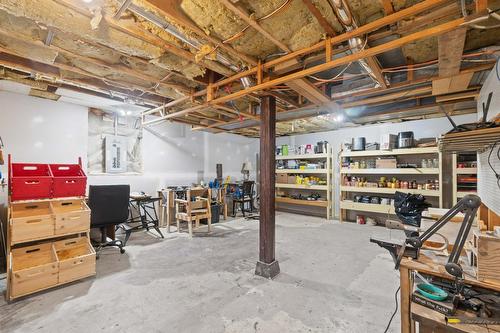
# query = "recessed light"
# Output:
<box><xmin>82</xmin><ymin>0</ymin><xmax>93</xmax><ymax>3</ymax></box>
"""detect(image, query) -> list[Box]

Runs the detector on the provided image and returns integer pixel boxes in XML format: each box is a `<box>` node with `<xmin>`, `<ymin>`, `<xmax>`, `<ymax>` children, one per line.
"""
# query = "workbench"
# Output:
<box><xmin>399</xmin><ymin>254</ymin><xmax>500</xmax><ymax>333</ymax></box>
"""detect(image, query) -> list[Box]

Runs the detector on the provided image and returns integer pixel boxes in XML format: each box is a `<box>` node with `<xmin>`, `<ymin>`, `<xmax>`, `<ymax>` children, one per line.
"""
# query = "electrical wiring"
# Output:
<box><xmin>305</xmin><ymin>49</ymin><xmax>493</xmax><ymax>83</ymax></box>
<box><xmin>487</xmin><ymin>141</ymin><xmax>500</xmax><ymax>190</ymax></box>
<box><xmin>208</xmin><ymin>0</ymin><xmax>292</xmax><ymax>56</ymax></box>
<box><xmin>384</xmin><ymin>286</ymin><xmax>400</xmax><ymax>333</ymax></box>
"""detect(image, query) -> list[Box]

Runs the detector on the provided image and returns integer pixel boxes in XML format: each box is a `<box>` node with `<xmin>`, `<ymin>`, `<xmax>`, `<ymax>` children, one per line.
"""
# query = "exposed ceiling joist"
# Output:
<box><xmin>143</xmin><ymin>0</ymin><xmax>257</xmax><ymax>66</ymax></box>
<box><xmin>167</xmin><ymin>16</ymin><xmax>467</xmax><ymax>118</ymax></box>
<box><xmin>301</xmin><ymin>0</ymin><xmax>337</xmax><ymax>36</ymax></box>
<box><xmin>0</xmin><ymin>51</ymin><xmax>166</xmax><ymax>106</ymax></box>
<box><xmin>50</xmin><ymin>0</ymin><xmax>234</xmax><ymax>76</ymax></box>
<box><xmin>219</xmin><ymin>0</ymin><xmax>332</xmax><ymax>106</ymax></box>
<box><xmin>379</xmin><ymin>0</ymin><xmax>395</xmax><ymax>15</ymax></box>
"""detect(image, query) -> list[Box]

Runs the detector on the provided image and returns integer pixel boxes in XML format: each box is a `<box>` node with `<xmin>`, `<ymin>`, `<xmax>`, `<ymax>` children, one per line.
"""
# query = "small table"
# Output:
<box><xmin>399</xmin><ymin>253</ymin><xmax>500</xmax><ymax>333</ymax></box>
<box><xmin>121</xmin><ymin>195</ymin><xmax>164</xmax><ymax>245</ymax></box>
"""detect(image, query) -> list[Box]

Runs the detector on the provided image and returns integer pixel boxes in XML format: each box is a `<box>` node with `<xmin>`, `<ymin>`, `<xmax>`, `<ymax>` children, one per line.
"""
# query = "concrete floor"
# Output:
<box><xmin>0</xmin><ymin>212</ymin><xmax>401</xmax><ymax>333</ymax></box>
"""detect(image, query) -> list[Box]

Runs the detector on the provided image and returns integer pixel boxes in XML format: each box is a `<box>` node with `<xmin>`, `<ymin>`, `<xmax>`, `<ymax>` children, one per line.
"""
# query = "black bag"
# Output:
<box><xmin>394</xmin><ymin>191</ymin><xmax>431</xmax><ymax>228</ymax></box>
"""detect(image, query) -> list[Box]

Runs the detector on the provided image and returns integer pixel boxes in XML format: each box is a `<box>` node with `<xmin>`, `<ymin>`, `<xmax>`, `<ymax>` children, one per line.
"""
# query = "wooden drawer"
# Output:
<box><xmin>55</xmin><ymin>237</ymin><xmax>96</xmax><ymax>284</ymax></box>
<box><xmin>10</xmin><ymin>243</ymin><xmax>58</xmax><ymax>298</ymax></box>
<box><xmin>50</xmin><ymin>199</ymin><xmax>90</xmax><ymax>235</ymax></box>
<box><xmin>10</xmin><ymin>202</ymin><xmax>54</xmax><ymax>243</ymax></box>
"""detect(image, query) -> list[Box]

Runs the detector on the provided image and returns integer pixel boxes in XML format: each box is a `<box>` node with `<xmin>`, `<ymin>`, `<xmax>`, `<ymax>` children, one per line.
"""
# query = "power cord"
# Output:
<box><xmin>383</xmin><ymin>286</ymin><xmax>400</xmax><ymax>333</ymax></box>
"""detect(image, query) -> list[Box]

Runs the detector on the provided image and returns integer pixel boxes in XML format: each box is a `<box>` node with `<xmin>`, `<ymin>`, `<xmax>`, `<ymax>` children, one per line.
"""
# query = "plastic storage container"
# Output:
<box><xmin>9</xmin><ymin>156</ymin><xmax>53</xmax><ymax>201</ymax></box>
<box><xmin>49</xmin><ymin>159</ymin><xmax>86</xmax><ymax>198</ymax></box>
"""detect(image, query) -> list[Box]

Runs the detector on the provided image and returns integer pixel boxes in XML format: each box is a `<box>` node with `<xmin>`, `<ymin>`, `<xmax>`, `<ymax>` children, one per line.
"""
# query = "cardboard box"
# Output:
<box><xmin>376</xmin><ymin>158</ymin><xmax>397</xmax><ymax>169</ymax></box>
<box><xmin>276</xmin><ymin>173</ymin><xmax>287</xmax><ymax>184</ymax></box>
<box><xmin>288</xmin><ymin>175</ymin><xmax>298</xmax><ymax>184</ymax></box>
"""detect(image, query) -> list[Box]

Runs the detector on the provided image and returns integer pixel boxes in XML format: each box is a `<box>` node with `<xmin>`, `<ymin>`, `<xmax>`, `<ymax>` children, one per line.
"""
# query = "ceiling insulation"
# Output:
<box><xmin>0</xmin><ymin>0</ymin><xmax>498</xmax><ymax>136</ymax></box>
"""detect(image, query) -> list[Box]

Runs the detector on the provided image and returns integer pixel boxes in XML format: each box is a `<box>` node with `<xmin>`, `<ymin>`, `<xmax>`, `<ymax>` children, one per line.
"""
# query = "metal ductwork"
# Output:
<box><xmin>327</xmin><ymin>0</ymin><xmax>387</xmax><ymax>88</ymax></box>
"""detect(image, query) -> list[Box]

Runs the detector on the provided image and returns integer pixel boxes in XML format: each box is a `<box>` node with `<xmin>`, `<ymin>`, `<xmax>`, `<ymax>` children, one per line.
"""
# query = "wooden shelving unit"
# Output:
<box><xmin>339</xmin><ymin>146</ymin><xmax>442</xmax><ymax>223</ymax></box>
<box><xmin>340</xmin><ymin>168</ymin><xmax>439</xmax><ymax>175</ymax></box>
<box><xmin>340</xmin><ymin>186</ymin><xmax>440</xmax><ymax>197</ymax></box>
<box><xmin>275</xmin><ymin>145</ymin><xmax>332</xmax><ymax>219</ymax></box>
<box><xmin>6</xmin><ymin>197</ymin><xmax>96</xmax><ymax>301</ymax></box>
<box><xmin>452</xmin><ymin>153</ymin><xmax>478</xmax><ymax>204</ymax></box>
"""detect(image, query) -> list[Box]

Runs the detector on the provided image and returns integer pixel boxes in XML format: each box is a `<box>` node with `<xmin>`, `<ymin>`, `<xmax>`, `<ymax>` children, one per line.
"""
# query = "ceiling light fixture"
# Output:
<box><xmin>82</xmin><ymin>0</ymin><xmax>93</xmax><ymax>3</ymax></box>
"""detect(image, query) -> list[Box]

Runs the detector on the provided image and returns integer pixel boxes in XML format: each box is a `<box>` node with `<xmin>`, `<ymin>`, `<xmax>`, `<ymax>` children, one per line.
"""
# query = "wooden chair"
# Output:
<box><xmin>232</xmin><ymin>181</ymin><xmax>255</xmax><ymax>217</ymax></box>
<box><xmin>174</xmin><ymin>188</ymin><xmax>212</xmax><ymax>237</ymax></box>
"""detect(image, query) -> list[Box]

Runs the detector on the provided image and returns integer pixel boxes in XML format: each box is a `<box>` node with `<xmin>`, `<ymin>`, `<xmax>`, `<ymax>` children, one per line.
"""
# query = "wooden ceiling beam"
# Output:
<box><xmin>0</xmin><ymin>28</ymin><xmax>192</xmax><ymax>96</ymax></box>
<box><xmin>51</xmin><ymin>0</ymin><xmax>234</xmax><ymax>76</ymax></box>
<box><xmin>302</xmin><ymin>0</ymin><xmax>337</xmax><ymax>36</ymax></box>
<box><xmin>0</xmin><ymin>45</ymin><xmax>173</xmax><ymax>102</ymax></box>
<box><xmin>220</xmin><ymin>0</ymin><xmax>331</xmax><ymax>105</ymax></box>
<box><xmin>203</xmin><ymin>0</ymin><xmax>449</xmax><ymax>97</ymax></box>
<box><xmin>340</xmin><ymin>86</ymin><xmax>432</xmax><ymax>108</ymax></box>
<box><xmin>336</xmin><ymin>62</ymin><xmax>494</xmax><ymax>101</ymax></box>
<box><xmin>0</xmin><ymin>51</ymin><xmax>167</xmax><ymax>106</ymax></box>
<box><xmin>379</xmin><ymin>0</ymin><xmax>395</xmax><ymax>15</ymax></box>
<box><xmin>197</xmin><ymin>17</ymin><xmax>466</xmax><ymax>109</ymax></box>
<box><xmin>143</xmin><ymin>0</ymin><xmax>257</xmax><ymax>66</ymax></box>
<box><xmin>364</xmin><ymin>56</ymin><xmax>388</xmax><ymax>88</ymax></box>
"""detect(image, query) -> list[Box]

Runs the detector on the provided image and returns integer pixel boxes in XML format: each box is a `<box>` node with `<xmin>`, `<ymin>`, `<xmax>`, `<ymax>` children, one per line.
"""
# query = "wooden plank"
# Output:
<box><xmin>380</xmin><ymin>0</ymin><xmax>395</xmax><ymax>15</ymax></box>
<box><xmin>475</xmin><ymin>233</ymin><xmax>500</xmax><ymax>284</ymax></box>
<box><xmin>400</xmin><ymin>266</ymin><xmax>413</xmax><ymax>333</ymax></box>
<box><xmin>341</xmin><ymin>86</ymin><xmax>431</xmax><ymax>108</ymax></box>
<box><xmin>435</xmin><ymin>90</ymin><xmax>479</xmax><ymax>103</ymax></box>
<box><xmin>476</xmin><ymin>0</ymin><xmax>489</xmax><ymax>11</ymax></box>
<box><xmin>365</xmin><ymin>56</ymin><xmax>388</xmax><ymax>88</ymax></box>
<box><xmin>275</xmin><ymin>197</ymin><xmax>328</xmax><ymax>207</ymax></box>
<box><xmin>340</xmin><ymin>168</ymin><xmax>440</xmax><ymax>174</ymax></box>
<box><xmin>433</xmin><ymin>72</ymin><xmax>473</xmax><ymax>95</ymax></box>
<box><xmin>438</xmin><ymin>27</ymin><xmax>467</xmax><ymax>77</ymax></box>
<box><xmin>341</xmin><ymin>147</ymin><xmax>439</xmax><ymax>157</ymax></box>
<box><xmin>302</xmin><ymin>0</ymin><xmax>336</xmax><ymax>36</ymax></box>
<box><xmin>285</xmin><ymin>79</ymin><xmax>331</xmax><ymax>105</ymax></box>
<box><xmin>449</xmin><ymin>72</ymin><xmax>474</xmax><ymax>92</ymax></box>
<box><xmin>275</xmin><ymin>184</ymin><xmax>328</xmax><ymax>190</ymax></box>
<box><xmin>340</xmin><ymin>186</ymin><xmax>441</xmax><ymax>197</ymax></box>
<box><xmin>259</xmin><ymin>96</ymin><xmax>277</xmax><ymax>264</ymax></box>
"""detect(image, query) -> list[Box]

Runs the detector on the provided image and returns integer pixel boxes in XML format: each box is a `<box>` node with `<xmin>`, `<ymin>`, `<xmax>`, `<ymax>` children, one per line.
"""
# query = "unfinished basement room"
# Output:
<box><xmin>1</xmin><ymin>0</ymin><xmax>500</xmax><ymax>332</ymax></box>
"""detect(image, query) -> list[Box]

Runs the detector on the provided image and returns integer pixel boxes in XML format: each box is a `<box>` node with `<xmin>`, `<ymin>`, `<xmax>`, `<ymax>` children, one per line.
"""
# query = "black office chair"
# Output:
<box><xmin>88</xmin><ymin>185</ymin><xmax>130</xmax><ymax>257</ymax></box>
<box><xmin>232</xmin><ymin>181</ymin><xmax>255</xmax><ymax>217</ymax></box>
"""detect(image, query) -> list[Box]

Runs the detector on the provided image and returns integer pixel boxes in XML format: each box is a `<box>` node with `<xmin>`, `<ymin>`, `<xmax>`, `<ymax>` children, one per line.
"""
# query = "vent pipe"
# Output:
<box><xmin>328</xmin><ymin>0</ymin><xmax>387</xmax><ymax>87</ymax></box>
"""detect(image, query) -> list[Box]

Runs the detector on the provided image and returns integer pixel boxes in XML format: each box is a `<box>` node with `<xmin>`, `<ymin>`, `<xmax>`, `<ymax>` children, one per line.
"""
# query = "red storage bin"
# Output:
<box><xmin>9</xmin><ymin>157</ymin><xmax>53</xmax><ymax>201</ymax></box>
<box><xmin>50</xmin><ymin>158</ymin><xmax>86</xmax><ymax>198</ymax></box>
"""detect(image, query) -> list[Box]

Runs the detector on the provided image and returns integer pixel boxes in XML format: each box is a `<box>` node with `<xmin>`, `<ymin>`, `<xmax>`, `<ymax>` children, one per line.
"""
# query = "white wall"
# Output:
<box><xmin>0</xmin><ymin>92</ymin><xmax>259</xmax><ymax>205</ymax></box>
<box><xmin>477</xmin><ymin>60</ymin><xmax>500</xmax><ymax>215</ymax></box>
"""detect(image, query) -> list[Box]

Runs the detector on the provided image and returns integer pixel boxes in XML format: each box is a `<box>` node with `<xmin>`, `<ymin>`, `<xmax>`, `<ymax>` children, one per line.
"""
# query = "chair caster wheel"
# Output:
<box><xmin>120</xmin><ymin>248</ymin><xmax>126</xmax><ymax>254</ymax></box>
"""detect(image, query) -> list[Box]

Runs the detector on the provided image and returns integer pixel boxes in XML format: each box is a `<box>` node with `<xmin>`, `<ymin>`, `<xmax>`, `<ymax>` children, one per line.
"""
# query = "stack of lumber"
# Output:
<box><xmin>439</xmin><ymin>127</ymin><xmax>500</xmax><ymax>153</ymax></box>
